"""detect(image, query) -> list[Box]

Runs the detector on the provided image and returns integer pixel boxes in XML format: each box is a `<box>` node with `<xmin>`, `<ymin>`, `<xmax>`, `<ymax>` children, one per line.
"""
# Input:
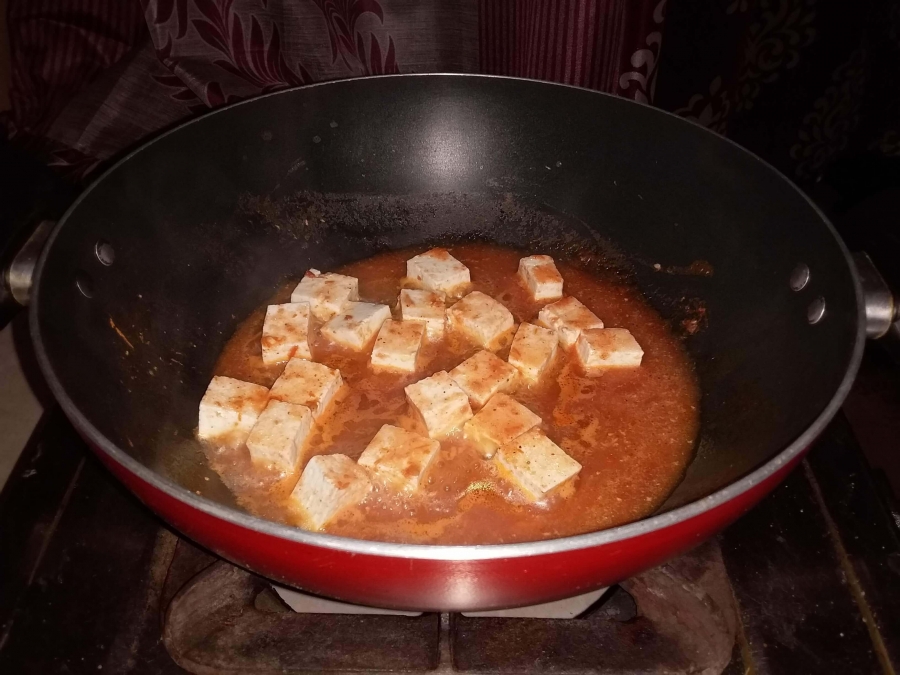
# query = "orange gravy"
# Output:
<box><xmin>208</xmin><ymin>244</ymin><xmax>700</xmax><ymax>544</ymax></box>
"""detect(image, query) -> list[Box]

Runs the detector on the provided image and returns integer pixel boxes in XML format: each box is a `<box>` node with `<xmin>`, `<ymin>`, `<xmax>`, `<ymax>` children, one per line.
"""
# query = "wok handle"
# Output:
<box><xmin>0</xmin><ymin>220</ymin><xmax>55</xmax><ymax>329</ymax></box>
<box><xmin>0</xmin><ymin>139</ymin><xmax>78</xmax><ymax>331</ymax></box>
<box><xmin>852</xmin><ymin>251</ymin><xmax>900</xmax><ymax>358</ymax></box>
<box><xmin>3</xmin><ymin>230</ymin><xmax>897</xmax><ymax>342</ymax></box>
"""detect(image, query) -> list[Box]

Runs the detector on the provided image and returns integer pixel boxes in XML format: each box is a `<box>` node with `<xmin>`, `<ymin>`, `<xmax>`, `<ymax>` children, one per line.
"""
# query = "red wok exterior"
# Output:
<box><xmin>94</xmin><ymin>438</ymin><xmax>804</xmax><ymax>611</ymax></box>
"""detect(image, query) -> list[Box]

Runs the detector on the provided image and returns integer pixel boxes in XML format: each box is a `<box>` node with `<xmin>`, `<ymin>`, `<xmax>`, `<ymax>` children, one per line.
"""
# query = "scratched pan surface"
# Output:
<box><xmin>28</xmin><ymin>75</ymin><xmax>862</xmax><ymax>609</ymax></box>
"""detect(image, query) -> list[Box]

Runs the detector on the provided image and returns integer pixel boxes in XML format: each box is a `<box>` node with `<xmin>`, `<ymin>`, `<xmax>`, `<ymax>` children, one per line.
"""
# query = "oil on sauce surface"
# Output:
<box><xmin>209</xmin><ymin>244</ymin><xmax>700</xmax><ymax>545</ymax></box>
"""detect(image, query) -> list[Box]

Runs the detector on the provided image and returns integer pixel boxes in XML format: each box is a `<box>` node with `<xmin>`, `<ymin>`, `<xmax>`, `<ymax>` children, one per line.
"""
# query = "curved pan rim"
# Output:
<box><xmin>30</xmin><ymin>73</ymin><xmax>867</xmax><ymax>562</ymax></box>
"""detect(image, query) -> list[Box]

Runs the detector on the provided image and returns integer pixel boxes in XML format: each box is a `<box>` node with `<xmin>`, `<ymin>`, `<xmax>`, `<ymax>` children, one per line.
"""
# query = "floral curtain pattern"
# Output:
<box><xmin>655</xmin><ymin>0</ymin><xmax>900</xmax><ymax>181</ymax></box>
<box><xmin>3</xmin><ymin>0</ymin><xmax>899</xmax><ymax>183</ymax></box>
<box><xmin>2</xmin><ymin>0</ymin><xmax>663</xmax><ymax>181</ymax></box>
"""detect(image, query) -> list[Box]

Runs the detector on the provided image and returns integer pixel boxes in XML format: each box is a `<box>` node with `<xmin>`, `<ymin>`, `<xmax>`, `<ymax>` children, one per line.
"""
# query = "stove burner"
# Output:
<box><xmin>161</xmin><ymin>540</ymin><xmax>736</xmax><ymax>674</ymax></box>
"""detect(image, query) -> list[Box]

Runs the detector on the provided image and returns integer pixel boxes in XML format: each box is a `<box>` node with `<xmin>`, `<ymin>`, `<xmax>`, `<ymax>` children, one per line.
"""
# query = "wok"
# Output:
<box><xmin>10</xmin><ymin>75</ymin><xmax>897</xmax><ymax>611</ymax></box>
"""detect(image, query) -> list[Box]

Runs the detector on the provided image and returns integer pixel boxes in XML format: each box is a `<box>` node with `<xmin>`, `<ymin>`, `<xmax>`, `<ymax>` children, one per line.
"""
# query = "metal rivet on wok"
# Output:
<box><xmin>75</xmin><ymin>271</ymin><xmax>94</xmax><ymax>298</ymax></box>
<box><xmin>790</xmin><ymin>263</ymin><xmax>810</xmax><ymax>291</ymax></box>
<box><xmin>808</xmin><ymin>296</ymin><xmax>826</xmax><ymax>324</ymax></box>
<box><xmin>95</xmin><ymin>240</ymin><xmax>115</xmax><ymax>266</ymax></box>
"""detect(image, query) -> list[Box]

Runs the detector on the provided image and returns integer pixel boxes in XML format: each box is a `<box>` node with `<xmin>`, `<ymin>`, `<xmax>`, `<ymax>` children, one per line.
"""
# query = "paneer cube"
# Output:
<box><xmin>246</xmin><ymin>400</ymin><xmax>313</xmax><ymax>473</ymax></box>
<box><xmin>463</xmin><ymin>393</ymin><xmax>541</xmax><ymax>458</ymax></box>
<box><xmin>321</xmin><ymin>302</ymin><xmax>392</xmax><ymax>352</ymax></box>
<box><xmin>508</xmin><ymin>322</ymin><xmax>558</xmax><ymax>383</ymax></box>
<box><xmin>269</xmin><ymin>358</ymin><xmax>342</xmax><ymax>419</ymax></box>
<box><xmin>291</xmin><ymin>454</ymin><xmax>372</xmax><ymax>530</ymax></box>
<box><xmin>399</xmin><ymin>289</ymin><xmax>446</xmax><ymax>339</ymax></box>
<box><xmin>575</xmin><ymin>328</ymin><xmax>644</xmax><ymax>374</ymax></box>
<box><xmin>406</xmin><ymin>248</ymin><xmax>470</xmax><ymax>297</ymax></box>
<box><xmin>447</xmin><ymin>292</ymin><xmax>515</xmax><ymax>351</ymax></box>
<box><xmin>404</xmin><ymin>371</ymin><xmax>473</xmax><ymax>439</ymax></box>
<box><xmin>537</xmin><ymin>297</ymin><xmax>604</xmax><ymax>348</ymax></box>
<box><xmin>449</xmin><ymin>350</ymin><xmax>518</xmax><ymax>408</ymax></box>
<box><xmin>370</xmin><ymin>319</ymin><xmax>425</xmax><ymax>373</ymax></box>
<box><xmin>496</xmin><ymin>428</ymin><xmax>582</xmax><ymax>501</ymax></box>
<box><xmin>357</xmin><ymin>424</ymin><xmax>441</xmax><ymax>493</ymax></box>
<box><xmin>261</xmin><ymin>302</ymin><xmax>312</xmax><ymax>365</ymax></box>
<box><xmin>518</xmin><ymin>255</ymin><xmax>564</xmax><ymax>302</ymax></box>
<box><xmin>198</xmin><ymin>376</ymin><xmax>269</xmax><ymax>446</ymax></box>
<box><xmin>290</xmin><ymin>270</ymin><xmax>359</xmax><ymax>321</ymax></box>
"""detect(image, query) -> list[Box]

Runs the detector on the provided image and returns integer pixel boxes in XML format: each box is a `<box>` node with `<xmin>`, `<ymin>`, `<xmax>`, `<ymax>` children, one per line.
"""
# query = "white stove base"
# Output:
<box><xmin>462</xmin><ymin>588</ymin><xmax>609</xmax><ymax>618</ymax></box>
<box><xmin>273</xmin><ymin>586</ymin><xmax>423</xmax><ymax>616</ymax></box>
<box><xmin>272</xmin><ymin>585</ymin><xmax>609</xmax><ymax>619</ymax></box>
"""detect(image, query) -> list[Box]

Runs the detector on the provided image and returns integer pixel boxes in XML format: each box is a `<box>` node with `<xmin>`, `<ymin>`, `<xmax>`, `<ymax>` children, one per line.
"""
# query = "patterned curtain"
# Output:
<box><xmin>5</xmin><ymin>0</ymin><xmax>898</xmax><ymax>184</ymax></box>
<box><xmin>2</xmin><ymin>0</ymin><xmax>664</xmax><ymax>181</ymax></box>
<box><xmin>654</xmin><ymin>0</ymin><xmax>900</xmax><ymax>182</ymax></box>
<box><xmin>478</xmin><ymin>0</ymin><xmax>667</xmax><ymax>102</ymax></box>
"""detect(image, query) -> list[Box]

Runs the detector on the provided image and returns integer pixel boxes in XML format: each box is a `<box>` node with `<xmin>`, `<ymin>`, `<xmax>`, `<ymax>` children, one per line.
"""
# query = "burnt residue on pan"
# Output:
<box><xmin>238</xmin><ymin>191</ymin><xmax>636</xmax><ymax>295</ymax></box>
<box><xmin>653</xmin><ymin>260</ymin><xmax>715</xmax><ymax>277</ymax></box>
<box><xmin>235</xmin><ymin>189</ymin><xmax>711</xmax><ymax>348</ymax></box>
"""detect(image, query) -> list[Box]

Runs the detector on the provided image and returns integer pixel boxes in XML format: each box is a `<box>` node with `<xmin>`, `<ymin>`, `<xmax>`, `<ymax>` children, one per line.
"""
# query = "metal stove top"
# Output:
<box><xmin>1</xmin><ymin>401</ymin><xmax>898</xmax><ymax>674</ymax></box>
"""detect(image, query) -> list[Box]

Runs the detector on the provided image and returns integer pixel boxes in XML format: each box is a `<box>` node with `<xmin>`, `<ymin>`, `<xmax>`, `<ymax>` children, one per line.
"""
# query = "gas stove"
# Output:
<box><xmin>1</xmin><ymin>389</ymin><xmax>898</xmax><ymax>674</ymax></box>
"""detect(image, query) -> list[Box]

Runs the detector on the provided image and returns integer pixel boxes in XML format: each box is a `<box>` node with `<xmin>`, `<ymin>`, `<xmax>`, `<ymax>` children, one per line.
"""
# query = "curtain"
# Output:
<box><xmin>2</xmin><ymin>0</ymin><xmax>664</xmax><ymax>181</ymax></box>
<box><xmin>655</xmin><ymin>0</ymin><xmax>900</xmax><ymax>182</ymax></box>
<box><xmin>5</xmin><ymin>0</ymin><xmax>898</xmax><ymax>184</ymax></box>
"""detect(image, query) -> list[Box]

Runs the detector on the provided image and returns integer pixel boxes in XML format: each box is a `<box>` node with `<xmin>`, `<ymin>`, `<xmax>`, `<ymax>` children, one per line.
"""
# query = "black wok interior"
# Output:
<box><xmin>33</xmin><ymin>76</ymin><xmax>859</xmax><ymax>520</ymax></box>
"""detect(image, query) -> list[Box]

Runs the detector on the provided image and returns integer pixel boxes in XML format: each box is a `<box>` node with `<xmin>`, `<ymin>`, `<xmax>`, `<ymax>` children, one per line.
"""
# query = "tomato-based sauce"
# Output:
<box><xmin>207</xmin><ymin>244</ymin><xmax>700</xmax><ymax>544</ymax></box>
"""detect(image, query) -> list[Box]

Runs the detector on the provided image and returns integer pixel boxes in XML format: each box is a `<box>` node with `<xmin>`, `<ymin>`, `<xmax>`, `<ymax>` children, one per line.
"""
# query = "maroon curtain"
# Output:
<box><xmin>654</xmin><ymin>0</ymin><xmax>900</xmax><ymax>182</ymax></box>
<box><xmin>2</xmin><ymin>0</ymin><xmax>665</xmax><ymax>181</ymax></box>
<box><xmin>5</xmin><ymin>0</ymin><xmax>146</xmax><ymax>175</ymax></box>
<box><xmin>7</xmin><ymin>0</ymin><xmax>900</xmax><ymax>185</ymax></box>
<box><xmin>478</xmin><ymin>0</ymin><xmax>667</xmax><ymax>101</ymax></box>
